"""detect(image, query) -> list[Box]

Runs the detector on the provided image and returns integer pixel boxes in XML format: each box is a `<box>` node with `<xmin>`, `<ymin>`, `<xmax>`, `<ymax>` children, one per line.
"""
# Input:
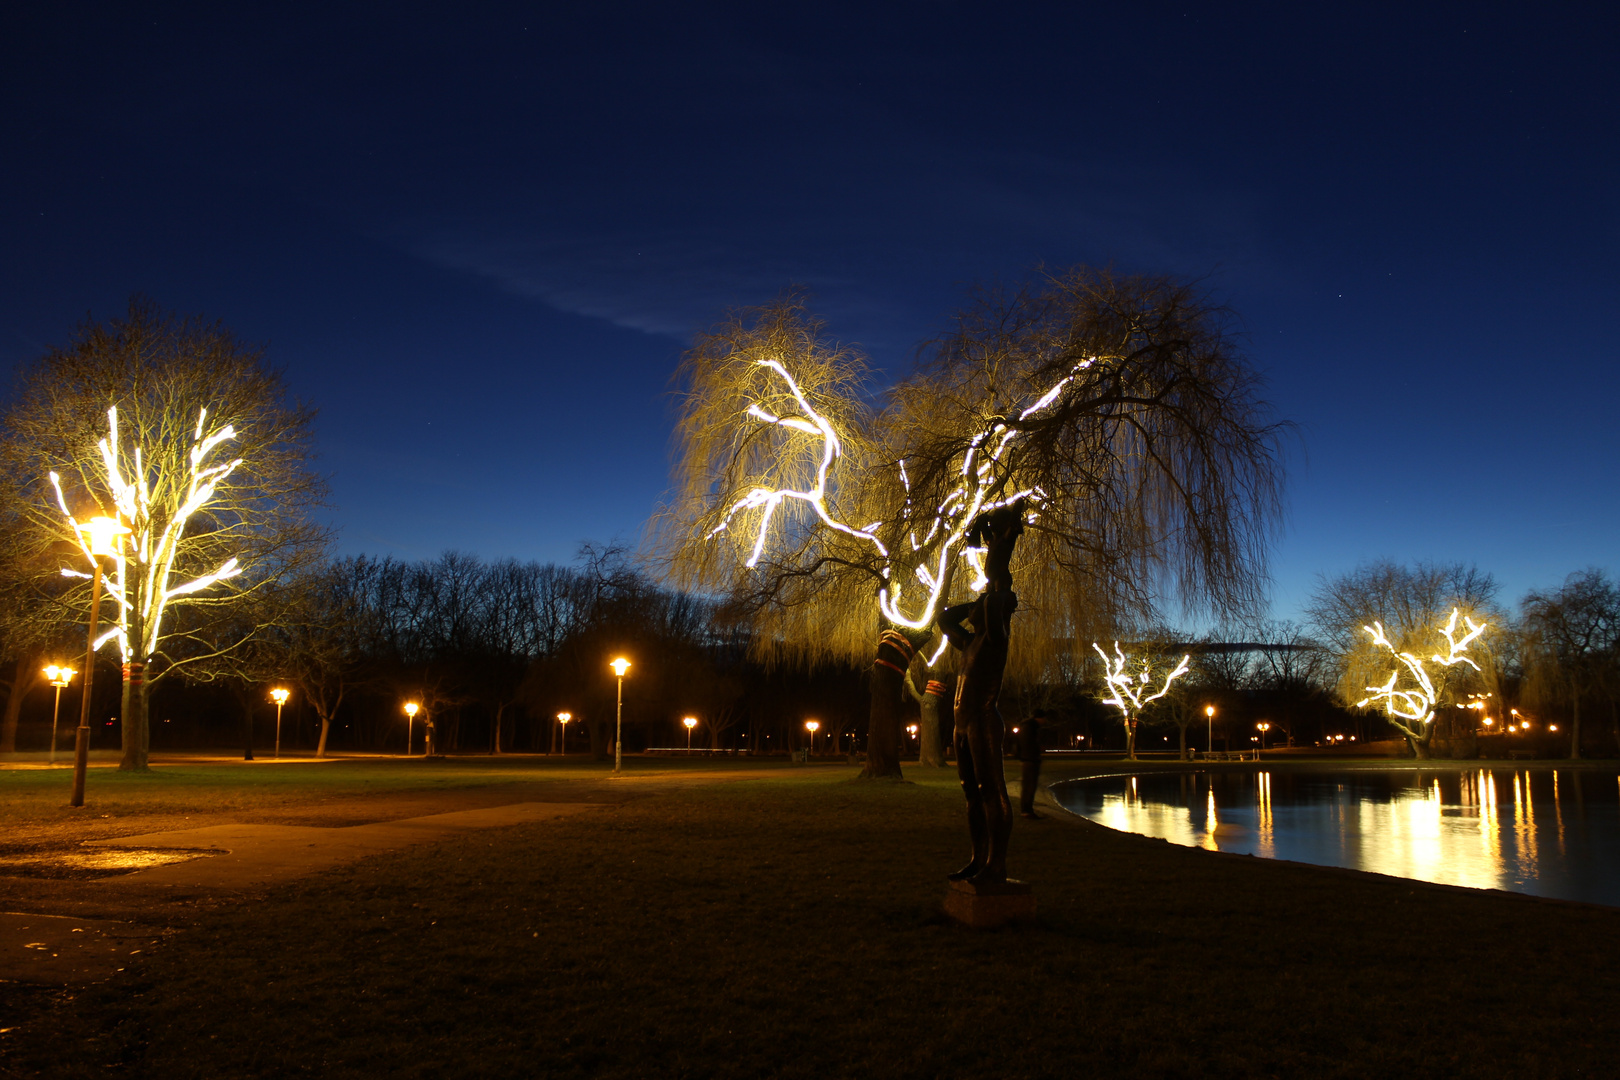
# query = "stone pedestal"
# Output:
<box><xmin>942</xmin><ymin>878</ymin><xmax>1036</xmax><ymax>929</ymax></box>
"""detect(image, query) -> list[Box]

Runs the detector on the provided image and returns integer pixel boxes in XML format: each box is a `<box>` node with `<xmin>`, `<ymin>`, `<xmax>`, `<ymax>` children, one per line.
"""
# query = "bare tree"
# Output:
<box><xmin>1522</xmin><ymin>569</ymin><xmax>1620</xmax><ymax>760</ymax></box>
<box><xmin>0</xmin><ymin>301</ymin><xmax>330</xmax><ymax>770</ymax></box>
<box><xmin>660</xmin><ymin>271</ymin><xmax>1289</xmax><ymax>778</ymax></box>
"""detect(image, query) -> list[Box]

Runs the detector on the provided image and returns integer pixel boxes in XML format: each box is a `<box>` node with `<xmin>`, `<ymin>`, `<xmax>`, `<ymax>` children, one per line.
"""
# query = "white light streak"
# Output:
<box><xmin>50</xmin><ymin>406</ymin><xmax>245</xmax><ymax>666</ymax></box>
<box><xmin>1093</xmin><ymin>642</ymin><xmax>1191</xmax><ymax>721</ymax></box>
<box><xmin>1356</xmin><ymin>608</ymin><xmax>1487</xmax><ymax>734</ymax></box>
<box><xmin>711</xmin><ymin>348</ymin><xmax>1110</xmax><ymax>629</ymax></box>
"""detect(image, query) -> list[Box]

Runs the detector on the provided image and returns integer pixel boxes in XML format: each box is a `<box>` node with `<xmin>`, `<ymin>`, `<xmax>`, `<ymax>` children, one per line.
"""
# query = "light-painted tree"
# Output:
<box><xmin>1355</xmin><ymin>609</ymin><xmax>1487</xmax><ymax>759</ymax></box>
<box><xmin>0</xmin><ymin>302</ymin><xmax>329</xmax><ymax>770</ymax></box>
<box><xmin>1307</xmin><ymin>561</ymin><xmax>1497</xmax><ymax>758</ymax></box>
<box><xmin>1093</xmin><ymin>641</ymin><xmax>1191</xmax><ymax>760</ymax></box>
<box><xmin>661</xmin><ymin>272</ymin><xmax>1288</xmax><ymax>778</ymax></box>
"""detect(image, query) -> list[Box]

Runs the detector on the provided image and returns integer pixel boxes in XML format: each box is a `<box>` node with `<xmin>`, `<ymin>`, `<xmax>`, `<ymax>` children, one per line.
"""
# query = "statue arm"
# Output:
<box><xmin>938</xmin><ymin>601</ymin><xmax>976</xmax><ymax>651</ymax></box>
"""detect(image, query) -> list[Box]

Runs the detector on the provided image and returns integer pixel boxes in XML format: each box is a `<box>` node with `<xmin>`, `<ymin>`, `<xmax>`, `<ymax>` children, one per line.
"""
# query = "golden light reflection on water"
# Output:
<box><xmin>1066</xmin><ymin>768</ymin><xmax>1620</xmax><ymax>904</ymax></box>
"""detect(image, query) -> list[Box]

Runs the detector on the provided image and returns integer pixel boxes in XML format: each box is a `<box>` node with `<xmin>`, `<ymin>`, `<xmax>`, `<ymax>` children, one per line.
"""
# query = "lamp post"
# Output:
<box><xmin>404</xmin><ymin>701</ymin><xmax>419</xmax><ymax>756</ymax></box>
<box><xmin>71</xmin><ymin>516</ymin><xmax>127</xmax><ymax>808</ymax></box>
<box><xmin>43</xmin><ymin>665</ymin><xmax>76</xmax><ymax>765</ymax></box>
<box><xmin>683</xmin><ymin>716</ymin><xmax>697</xmax><ymax>753</ymax></box>
<box><xmin>1205</xmin><ymin>705</ymin><xmax>1215</xmax><ymax>754</ymax></box>
<box><xmin>1257</xmin><ymin>721</ymin><xmax>1271</xmax><ymax>755</ymax></box>
<box><xmin>610</xmin><ymin>657</ymin><xmax>630</xmax><ymax>774</ymax></box>
<box><xmin>556</xmin><ymin>711</ymin><xmax>571</xmax><ymax>755</ymax></box>
<box><xmin>271</xmin><ymin>687</ymin><xmax>290</xmax><ymax>759</ymax></box>
<box><xmin>805</xmin><ymin>719</ymin><xmax>820</xmax><ymax>758</ymax></box>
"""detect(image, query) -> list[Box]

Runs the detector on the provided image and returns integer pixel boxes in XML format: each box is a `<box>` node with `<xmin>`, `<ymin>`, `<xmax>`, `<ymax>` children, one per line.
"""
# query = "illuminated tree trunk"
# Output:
<box><xmin>861</xmin><ymin>626</ymin><xmax>930</xmax><ymax>779</ymax></box>
<box><xmin>1125</xmin><ymin>716</ymin><xmax>1137</xmax><ymax>761</ymax></box>
<box><xmin>120</xmin><ymin>670</ymin><xmax>155</xmax><ymax>770</ymax></box>
<box><xmin>119</xmin><ymin>598</ymin><xmax>151</xmax><ymax>770</ymax></box>
<box><xmin>863</xmin><ymin>663</ymin><xmax>907</xmax><ymax>778</ymax></box>
<box><xmin>904</xmin><ymin>666</ymin><xmax>948</xmax><ymax>768</ymax></box>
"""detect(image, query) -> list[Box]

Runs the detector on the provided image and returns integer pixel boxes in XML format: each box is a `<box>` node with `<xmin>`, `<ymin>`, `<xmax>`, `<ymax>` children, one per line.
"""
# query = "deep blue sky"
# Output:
<box><xmin>3</xmin><ymin>2</ymin><xmax>1615</xmax><ymax>623</ymax></box>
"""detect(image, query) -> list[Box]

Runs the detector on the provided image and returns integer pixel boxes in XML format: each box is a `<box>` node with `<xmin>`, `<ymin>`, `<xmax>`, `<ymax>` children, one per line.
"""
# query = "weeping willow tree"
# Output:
<box><xmin>659</xmin><ymin>269</ymin><xmax>1289</xmax><ymax>778</ymax></box>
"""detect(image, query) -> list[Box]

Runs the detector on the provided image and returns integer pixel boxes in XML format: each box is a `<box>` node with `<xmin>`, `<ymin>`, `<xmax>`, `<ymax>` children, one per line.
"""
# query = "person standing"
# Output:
<box><xmin>1018</xmin><ymin>708</ymin><xmax>1046</xmax><ymax>818</ymax></box>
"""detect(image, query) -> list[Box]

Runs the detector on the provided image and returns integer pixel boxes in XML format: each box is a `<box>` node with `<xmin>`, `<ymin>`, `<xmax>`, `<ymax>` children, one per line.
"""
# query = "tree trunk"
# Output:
<box><xmin>0</xmin><ymin>655</ymin><xmax>35</xmax><ymax>754</ymax></box>
<box><xmin>241</xmin><ymin>691</ymin><xmax>255</xmax><ymax>760</ymax></box>
<box><xmin>1568</xmin><ymin>689</ymin><xmax>1582</xmax><ymax>760</ymax></box>
<box><xmin>903</xmin><ymin>666</ymin><xmax>948</xmax><ymax>768</ymax></box>
<box><xmin>118</xmin><ymin>665</ymin><xmax>149</xmax><ymax>772</ymax></box>
<box><xmin>861</xmin><ymin>663</ymin><xmax>907</xmax><ymax>778</ymax></box>
<box><xmin>1125</xmin><ymin>717</ymin><xmax>1137</xmax><ymax>761</ymax></box>
<box><xmin>316</xmin><ymin>712</ymin><xmax>331</xmax><ymax>757</ymax></box>
<box><xmin>861</xmin><ymin>627</ymin><xmax>929</xmax><ymax>779</ymax></box>
<box><xmin>1179</xmin><ymin>722</ymin><xmax>1189</xmax><ymax>761</ymax></box>
<box><xmin>916</xmin><ymin>689</ymin><xmax>946</xmax><ymax>767</ymax></box>
<box><xmin>492</xmin><ymin>702</ymin><xmax>505</xmax><ymax>754</ymax></box>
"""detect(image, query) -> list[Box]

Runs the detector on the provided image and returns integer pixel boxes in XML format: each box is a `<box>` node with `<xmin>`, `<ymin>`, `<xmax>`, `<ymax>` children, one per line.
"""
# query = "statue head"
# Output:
<box><xmin>965</xmin><ymin>497</ymin><xmax>1027</xmax><ymax>592</ymax></box>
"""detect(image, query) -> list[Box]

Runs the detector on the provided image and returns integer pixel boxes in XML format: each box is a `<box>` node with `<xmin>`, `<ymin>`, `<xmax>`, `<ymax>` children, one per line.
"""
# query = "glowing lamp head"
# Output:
<box><xmin>805</xmin><ymin>720</ymin><xmax>820</xmax><ymax>734</ymax></box>
<box><xmin>1550</xmin><ymin>724</ymin><xmax>1559</xmax><ymax>732</ymax></box>
<box><xmin>683</xmin><ymin>716</ymin><xmax>698</xmax><ymax>730</ymax></box>
<box><xmin>79</xmin><ymin>515</ymin><xmax>130</xmax><ymax>558</ymax></box>
<box><xmin>557</xmin><ymin>711</ymin><xmax>572</xmax><ymax>723</ymax></box>
<box><xmin>404</xmin><ymin>701</ymin><xmax>420</xmax><ymax>718</ymax></box>
<box><xmin>1257</xmin><ymin>722</ymin><xmax>1270</xmax><ymax>732</ymax></box>
<box><xmin>44</xmin><ymin>664</ymin><xmax>76</xmax><ymax>687</ymax></box>
<box><xmin>270</xmin><ymin>687</ymin><xmax>290</xmax><ymax>706</ymax></box>
<box><xmin>1205</xmin><ymin>705</ymin><xmax>1215</xmax><ymax>718</ymax></box>
<box><xmin>610</xmin><ymin>657</ymin><xmax>631</xmax><ymax>678</ymax></box>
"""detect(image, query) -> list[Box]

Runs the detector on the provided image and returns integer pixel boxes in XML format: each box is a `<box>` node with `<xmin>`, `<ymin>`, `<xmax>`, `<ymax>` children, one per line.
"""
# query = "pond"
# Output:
<box><xmin>1051</xmin><ymin>768</ymin><xmax>1620</xmax><ymax>907</ymax></box>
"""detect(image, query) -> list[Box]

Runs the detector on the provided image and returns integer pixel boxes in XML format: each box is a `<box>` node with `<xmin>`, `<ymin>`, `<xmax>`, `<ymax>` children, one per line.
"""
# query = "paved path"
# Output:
<box><xmin>1</xmin><ymin>802</ymin><xmax>599</xmax><ymax>985</ymax></box>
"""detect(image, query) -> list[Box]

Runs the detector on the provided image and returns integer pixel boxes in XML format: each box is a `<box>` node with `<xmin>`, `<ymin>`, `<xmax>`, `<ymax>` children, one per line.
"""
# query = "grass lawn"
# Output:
<box><xmin>4</xmin><ymin>758</ymin><xmax>1620</xmax><ymax>1078</ymax></box>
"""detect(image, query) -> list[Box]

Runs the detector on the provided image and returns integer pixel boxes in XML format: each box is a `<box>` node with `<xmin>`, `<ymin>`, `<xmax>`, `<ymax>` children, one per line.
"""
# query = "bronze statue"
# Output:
<box><xmin>937</xmin><ymin>501</ymin><xmax>1025</xmax><ymax>885</ymax></box>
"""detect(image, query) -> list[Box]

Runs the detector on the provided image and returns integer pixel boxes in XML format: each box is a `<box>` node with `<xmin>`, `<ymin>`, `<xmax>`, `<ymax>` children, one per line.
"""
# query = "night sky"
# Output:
<box><xmin>3</xmin><ymin>3</ymin><xmax>1615</xmax><ymax>623</ymax></box>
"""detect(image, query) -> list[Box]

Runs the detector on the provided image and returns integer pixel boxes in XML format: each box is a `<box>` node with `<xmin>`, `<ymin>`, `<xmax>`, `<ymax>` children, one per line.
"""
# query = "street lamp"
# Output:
<box><xmin>404</xmin><ymin>701</ymin><xmax>419</xmax><ymax>756</ymax></box>
<box><xmin>683</xmin><ymin>716</ymin><xmax>698</xmax><ymax>752</ymax></box>
<box><xmin>1205</xmin><ymin>705</ymin><xmax>1215</xmax><ymax>754</ymax></box>
<box><xmin>71</xmin><ymin>515</ymin><xmax>127</xmax><ymax>808</ymax></box>
<box><xmin>271</xmin><ymin>687</ymin><xmax>290</xmax><ymax>759</ymax></box>
<box><xmin>43</xmin><ymin>665</ymin><xmax>76</xmax><ymax>766</ymax></box>
<box><xmin>805</xmin><ymin>719</ymin><xmax>820</xmax><ymax>757</ymax></box>
<box><xmin>1257</xmin><ymin>721</ymin><xmax>1271</xmax><ymax>753</ymax></box>
<box><xmin>556</xmin><ymin>711</ymin><xmax>571</xmax><ymax>755</ymax></box>
<box><xmin>610</xmin><ymin>657</ymin><xmax>630</xmax><ymax>774</ymax></box>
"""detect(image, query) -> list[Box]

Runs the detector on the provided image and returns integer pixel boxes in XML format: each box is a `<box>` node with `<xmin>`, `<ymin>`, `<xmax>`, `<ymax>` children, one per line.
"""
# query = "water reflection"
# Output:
<box><xmin>1053</xmin><ymin>769</ymin><xmax>1620</xmax><ymax>906</ymax></box>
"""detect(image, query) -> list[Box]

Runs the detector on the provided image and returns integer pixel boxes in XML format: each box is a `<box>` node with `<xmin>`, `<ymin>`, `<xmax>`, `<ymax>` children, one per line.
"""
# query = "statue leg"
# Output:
<box><xmin>950</xmin><ymin>724</ymin><xmax>987</xmax><ymax>881</ymax></box>
<box><xmin>970</xmin><ymin>704</ymin><xmax>1013</xmax><ymax>885</ymax></box>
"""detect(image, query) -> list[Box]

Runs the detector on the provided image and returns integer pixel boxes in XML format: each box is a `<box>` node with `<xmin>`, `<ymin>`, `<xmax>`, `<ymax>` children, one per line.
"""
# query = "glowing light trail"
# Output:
<box><xmin>1356</xmin><ymin>608</ymin><xmax>1486</xmax><ymax>734</ymax></box>
<box><xmin>710</xmin><ymin>351</ymin><xmax>1101</xmax><ymax>630</ymax></box>
<box><xmin>1093</xmin><ymin>642</ymin><xmax>1192</xmax><ymax>721</ymax></box>
<box><xmin>49</xmin><ymin>405</ymin><xmax>245</xmax><ymax>666</ymax></box>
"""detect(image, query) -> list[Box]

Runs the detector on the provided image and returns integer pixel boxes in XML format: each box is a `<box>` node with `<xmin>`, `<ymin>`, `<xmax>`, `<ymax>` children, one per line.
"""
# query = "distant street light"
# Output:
<box><xmin>610</xmin><ymin>657</ymin><xmax>631</xmax><ymax>773</ymax></box>
<box><xmin>805</xmin><ymin>719</ymin><xmax>820</xmax><ymax>757</ymax></box>
<box><xmin>1257</xmin><ymin>721</ymin><xmax>1271</xmax><ymax>753</ymax></box>
<box><xmin>43</xmin><ymin>665</ymin><xmax>76</xmax><ymax>765</ymax></box>
<box><xmin>271</xmin><ymin>687</ymin><xmax>290</xmax><ymax>759</ymax></box>
<box><xmin>404</xmin><ymin>701</ymin><xmax>420</xmax><ymax>757</ymax></box>
<box><xmin>556</xmin><ymin>711</ymin><xmax>571</xmax><ymax>755</ymax></box>
<box><xmin>682</xmin><ymin>715</ymin><xmax>698</xmax><ymax>752</ymax></box>
<box><xmin>1205</xmin><ymin>704</ymin><xmax>1216</xmax><ymax>753</ymax></box>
